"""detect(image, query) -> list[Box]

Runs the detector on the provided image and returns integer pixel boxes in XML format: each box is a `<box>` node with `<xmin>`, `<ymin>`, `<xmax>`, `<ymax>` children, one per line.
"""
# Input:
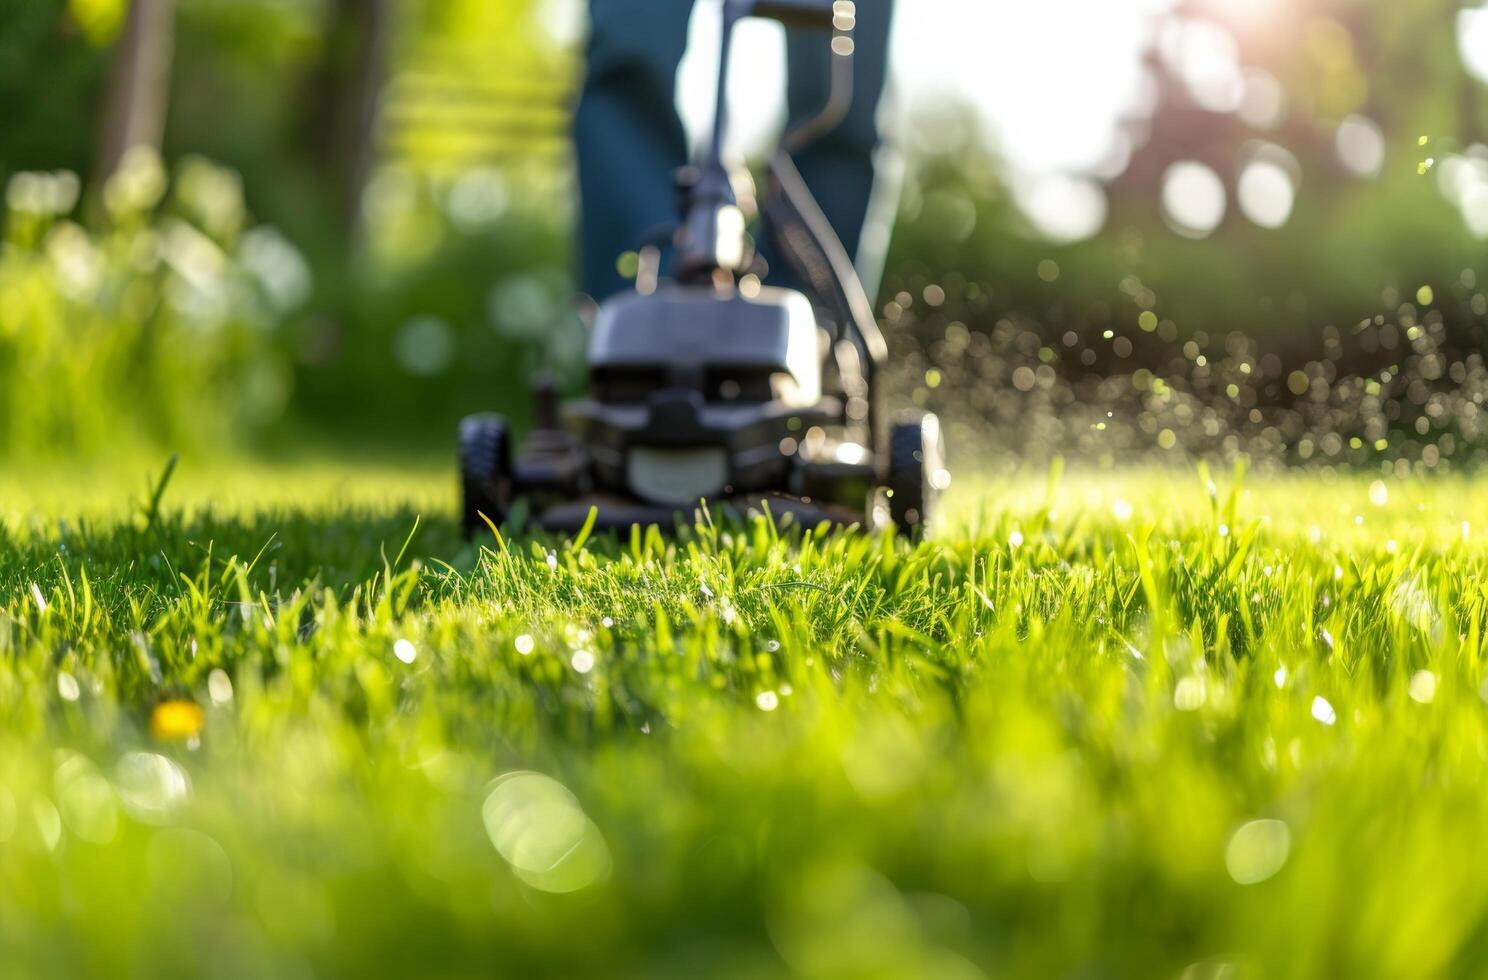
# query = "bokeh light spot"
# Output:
<box><xmin>115</xmin><ymin>752</ymin><xmax>191</xmax><ymax>824</ymax></box>
<box><xmin>1226</xmin><ymin>819</ymin><xmax>1291</xmax><ymax>884</ymax></box>
<box><xmin>482</xmin><ymin>772</ymin><xmax>611</xmax><ymax>894</ymax></box>
<box><xmin>1238</xmin><ymin>159</ymin><xmax>1296</xmax><ymax>229</ymax></box>
<box><xmin>1162</xmin><ymin>162</ymin><xmax>1227</xmax><ymax>238</ymax></box>
<box><xmin>1409</xmin><ymin>670</ymin><xmax>1438</xmax><ymax>704</ymax></box>
<box><xmin>1335</xmin><ymin>115</ymin><xmax>1385</xmax><ymax>177</ymax></box>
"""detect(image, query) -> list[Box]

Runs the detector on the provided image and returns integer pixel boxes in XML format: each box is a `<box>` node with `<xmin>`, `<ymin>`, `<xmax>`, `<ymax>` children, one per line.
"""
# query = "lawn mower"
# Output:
<box><xmin>458</xmin><ymin>0</ymin><xmax>947</xmax><ymax>537</ymax></box>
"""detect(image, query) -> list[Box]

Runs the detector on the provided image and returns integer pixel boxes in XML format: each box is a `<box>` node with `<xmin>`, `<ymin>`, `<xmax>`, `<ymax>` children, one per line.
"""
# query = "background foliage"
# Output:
<box><xmin>1</xmin><ymin>0</ymin><xmax>1486</xmax><ymax>462</ymax></box>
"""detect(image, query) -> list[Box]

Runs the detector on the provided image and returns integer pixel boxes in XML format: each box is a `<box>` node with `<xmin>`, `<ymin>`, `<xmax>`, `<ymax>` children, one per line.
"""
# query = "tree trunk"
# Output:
<box><xmin>346</xmin><ymin>0</ymin><xmax>391</xmax><ymax>242</ymax></box>
<box><xmin>97</xmin><ymin>0</ymin><xmax>175</xmax><ymax>179</ymax></box>
<box><xmin>299</xmin><ymin>0</ymin><xmax>392</xmax><ymax>245</ymax></box>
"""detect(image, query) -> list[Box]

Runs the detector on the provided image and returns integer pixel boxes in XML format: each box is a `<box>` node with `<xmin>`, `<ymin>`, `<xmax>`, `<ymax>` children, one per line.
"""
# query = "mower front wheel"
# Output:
<box><xmin>459</xmin><ymin>414</ymin><xmax>514</xmax><ymax>538</ymax></box>
<box><xmin>886</xmin><ymin>412</ymin><xmax>946</xmax><ymax>535</ymax></box>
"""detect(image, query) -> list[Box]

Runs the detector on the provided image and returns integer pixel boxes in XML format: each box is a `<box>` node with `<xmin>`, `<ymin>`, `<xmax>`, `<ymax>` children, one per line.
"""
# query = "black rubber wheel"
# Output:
<box><xmin>459</xmin><ymin>414</ymin><xmax>513</xmax><ymax>538</ymax></box>
<box><xmin>886</xmin><ymin>412</ymin><xmax>945</xmax><ymax>535</ymax></box>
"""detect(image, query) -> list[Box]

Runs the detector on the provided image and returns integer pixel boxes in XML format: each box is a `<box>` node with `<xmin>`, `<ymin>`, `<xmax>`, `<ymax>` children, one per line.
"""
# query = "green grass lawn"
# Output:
<box><xmin>4</xmin><ymin>459</ymin><xmax>1488</xmax><ymax>978</ymax></box>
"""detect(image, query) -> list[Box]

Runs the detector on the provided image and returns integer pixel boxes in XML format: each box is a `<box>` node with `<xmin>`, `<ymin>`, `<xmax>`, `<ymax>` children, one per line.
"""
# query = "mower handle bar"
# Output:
<box><xmin>710</xmin><ymin>0</ymin><xmax>854</xmax><ymax>166</ymax></box>
<box><xmin>747</xmin><ymin>0</ymin><xmax>851</xmax><ymax>30</ymax></box>
<box><xmin>675</xmin><ymin>0</ymin><xmax>854</xmax><ymax>282</ymax></box>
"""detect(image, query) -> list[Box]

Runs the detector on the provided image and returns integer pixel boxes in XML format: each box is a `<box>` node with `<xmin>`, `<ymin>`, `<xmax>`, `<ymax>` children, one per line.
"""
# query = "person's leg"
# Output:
<box><xmin>574</xmin><ymin>0</ymin><xmax>696</xmax><ymax>302</ymax></box>
<box><xmin>780</xmin><ymin>0</ymin><xmax>896</xmax><ymax>298</ymax></box>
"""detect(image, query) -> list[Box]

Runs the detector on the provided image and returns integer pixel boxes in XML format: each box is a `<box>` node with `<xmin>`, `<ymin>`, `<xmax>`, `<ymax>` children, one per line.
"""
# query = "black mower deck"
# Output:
<box><xmin>532</xmin><ymin>494</ymin><xmax>876</xmax><ymax>534</ymax></box>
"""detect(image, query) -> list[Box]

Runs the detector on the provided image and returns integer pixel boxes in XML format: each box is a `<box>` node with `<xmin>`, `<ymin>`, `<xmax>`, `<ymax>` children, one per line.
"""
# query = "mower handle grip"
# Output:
<box><xmin>747</xmin><ymin>0</ymin><xmax>853</xmax><ymax>31</ymax></box>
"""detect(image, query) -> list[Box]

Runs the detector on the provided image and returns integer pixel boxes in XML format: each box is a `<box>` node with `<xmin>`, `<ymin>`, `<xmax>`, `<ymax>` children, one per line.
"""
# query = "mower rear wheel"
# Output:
<box><xmin>459</xmin><ymin>414</ymin><xmax>514</xmax><ymax>538</ymax></box>
<box><xmin>886</xmin><ymin>413</ymin><xmax>945</xmax><ymax>535</ymax></box>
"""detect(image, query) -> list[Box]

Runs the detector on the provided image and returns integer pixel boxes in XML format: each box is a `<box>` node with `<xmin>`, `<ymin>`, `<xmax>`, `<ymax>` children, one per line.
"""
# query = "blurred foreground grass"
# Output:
<box><xmin>4</xmin><ymin>462</ymin><xmax>1488</xmax><ymax>978</ymax></box>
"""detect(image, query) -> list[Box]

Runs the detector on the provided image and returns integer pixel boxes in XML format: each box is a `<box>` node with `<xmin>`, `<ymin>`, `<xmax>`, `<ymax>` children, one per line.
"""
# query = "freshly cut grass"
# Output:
<box><xmin>2</xmin><ymin>461</ymin><xmax>1488</xmax><ymax>978</ymax></box>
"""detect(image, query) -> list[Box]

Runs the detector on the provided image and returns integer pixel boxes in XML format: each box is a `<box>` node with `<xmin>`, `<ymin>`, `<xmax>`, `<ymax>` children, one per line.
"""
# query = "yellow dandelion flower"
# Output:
<box><xmin>150</xmin><ymin>700</ymin><xmax>204</xmax><ymax>741</ymax></box>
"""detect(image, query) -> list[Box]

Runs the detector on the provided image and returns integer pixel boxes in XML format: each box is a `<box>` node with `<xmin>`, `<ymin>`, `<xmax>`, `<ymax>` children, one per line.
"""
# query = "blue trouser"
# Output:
<box><xmin>574</xmin><ymin>0</ymin><xmax>895</xmax><ymax>302</ymax></box>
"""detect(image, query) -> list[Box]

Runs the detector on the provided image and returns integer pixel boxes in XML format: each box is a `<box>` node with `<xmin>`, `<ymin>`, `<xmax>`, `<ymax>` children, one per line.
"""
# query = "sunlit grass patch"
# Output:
<box><xmin>2</xmin><ymin>462</ymin><xmax>1488</xmax><ymax>977</ymax></box>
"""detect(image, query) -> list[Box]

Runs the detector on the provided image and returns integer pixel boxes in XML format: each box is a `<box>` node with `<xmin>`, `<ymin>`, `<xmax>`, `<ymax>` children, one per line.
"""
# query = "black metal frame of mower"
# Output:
<box><xmin>459</xmin><ymin>0</ymin><xmax>947</xmax><ymax>537</ymax></box>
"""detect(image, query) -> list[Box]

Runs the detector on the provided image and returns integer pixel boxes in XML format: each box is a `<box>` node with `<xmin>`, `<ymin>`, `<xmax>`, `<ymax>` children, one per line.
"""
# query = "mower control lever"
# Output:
<box><xmin>747</xmin><ymin>0</ymin><xmax>852</xmax><ymax>31</ymax></box>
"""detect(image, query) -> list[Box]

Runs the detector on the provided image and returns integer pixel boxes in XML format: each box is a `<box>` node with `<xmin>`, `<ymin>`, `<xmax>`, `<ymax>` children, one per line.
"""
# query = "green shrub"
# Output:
<box><xmin>288</xmin><ymin>167</ymin><xmax>577</xmax><ymax>441</ymax></box>
<box><xmin>0</xmin><ymin>149</ymin><xmax>305</xmax><ymax>458</ymax></box>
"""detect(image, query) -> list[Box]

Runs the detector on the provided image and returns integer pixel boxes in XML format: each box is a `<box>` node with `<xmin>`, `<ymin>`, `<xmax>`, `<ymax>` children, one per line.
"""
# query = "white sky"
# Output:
<box><xmin>545</xmin><ymin>0</ymin><xmax>1398</xmax><ymax>241</ymax></box>
<box><xmin>675</xmin><ymin>0</ymin><xmax>1178</xmax><ymax>177</ymax></box>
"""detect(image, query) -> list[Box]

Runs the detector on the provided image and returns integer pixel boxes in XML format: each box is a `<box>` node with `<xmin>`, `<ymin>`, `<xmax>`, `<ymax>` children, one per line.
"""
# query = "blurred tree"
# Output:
<box><xmin>164</xmin><ymin>0</ymin><xmax>328</xmax><ymax>242</ymax></box>
<box><xmin>0</xmin><ymin>0</ymin><xmax>115</xmax><ymax>180</ymax></box>
<box><xmin>1072</xmin><ymin>0</ymin><xmax>1488</xmax><ymax>349</ymax></box>
<box><xmin>1112</xmin><ymin>0</ymin><xmax>1485</xmax><ymax>226</ymax></box>
<box><xmin>380</xmin><ymin>0</ymin><xmax>572</xmax><ymax>179</ymax></box>
<box><xmin>96</xmin><ymin>0</ymin><xmax>175</xmax><ymax>179</ymax></box>
<box><xmin>295</xmin><ymin>0</ymin><xmax>391</xmax><ymax>242</ymax></box>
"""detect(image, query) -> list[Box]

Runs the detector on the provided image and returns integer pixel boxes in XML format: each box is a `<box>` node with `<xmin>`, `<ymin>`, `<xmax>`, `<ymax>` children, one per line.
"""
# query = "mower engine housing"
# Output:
<box><xmin>570</xmin><ymin>284</ymin><xmax>833</xmax><ymax>506</ymax></box>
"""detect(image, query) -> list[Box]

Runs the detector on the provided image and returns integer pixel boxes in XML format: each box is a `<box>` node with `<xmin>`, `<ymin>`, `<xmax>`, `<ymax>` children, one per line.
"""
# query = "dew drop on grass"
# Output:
<box><xmin>1009</xmin><ymin>530</ymin><xmax>1025</xmax><ymax>548</ymax></box>
<box><xmin>1368</xmin><ymin>480</ymin><xmax>1389</xmax><ymax>507</ymax></box>
<box><xmin>57</xmin><ymin>672</ymin><xmax>80</xmax><ymax>702</ymax></box>
<box><xmin>571</xmin><ymin>650</ymin><xmax>595</xmax><ymax>673</ymax></box>
<box><xmin>1311</xmin><ymin>696</ymin><xmax>1337</xmax><ymax>726</ymax></box>
<box><xmin>1273</xmin><ymin>665</ymin><xmax>1288</xmax><ymax>688</ymax></box>
<box><xmin>755</xmin><ymin>691</ymin><xmax>779</xmax><ymax>712</ymax></box>
<box><xmin>1409</xmin><ymin>670</ymin><xmax>1437</xmax><ymax>704</ymax></box>
<box><xmin>393</xmin><ymin>638</ymin><xmax>417</xmax><ymax>664</ymax></box>
<box><xmin>514</xmin><ymin>634</ymin><xmax>535</xmax><ymax>655</ymax></box>
<box><xmin>1226</xmin><ymin>819</ymin><xmax>1291</xmax><ymax>884</ymax></box>
<box><xmin>1112</xmin><ymin>499</ymin><xmax>1133</xmax><ymax>521</ymax></box>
